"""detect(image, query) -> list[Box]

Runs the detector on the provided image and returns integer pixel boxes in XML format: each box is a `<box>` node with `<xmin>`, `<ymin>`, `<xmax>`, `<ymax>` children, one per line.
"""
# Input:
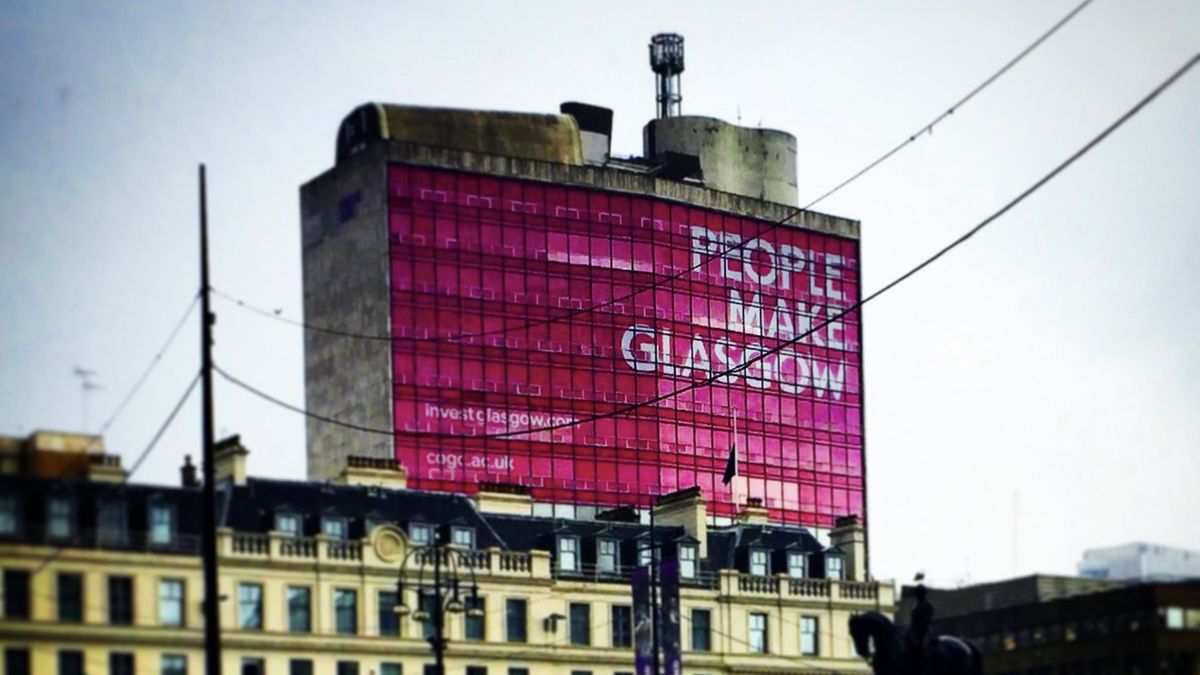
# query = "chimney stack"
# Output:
<box><xmin>180</xmin><ymin>454</ymin><xmax>198</xmax><ymax>487</ymax></box>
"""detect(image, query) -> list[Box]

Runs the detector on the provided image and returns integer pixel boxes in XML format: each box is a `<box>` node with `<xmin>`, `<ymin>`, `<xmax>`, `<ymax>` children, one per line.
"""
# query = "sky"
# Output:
<box><xmin>1</xmin><ymin>1</ymin><xmax>1197</xmax><ymax>587</ymax></box>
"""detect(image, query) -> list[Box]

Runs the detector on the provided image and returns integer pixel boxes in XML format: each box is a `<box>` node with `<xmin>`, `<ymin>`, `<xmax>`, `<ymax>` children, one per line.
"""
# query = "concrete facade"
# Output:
<box><xmin>300</xmin><ymin>111</ymin><xmax>858</xmax><ymax>484</ymax></box>
<box><xmin>643</xmin><ymin>116</ymin><xmax>799</xmax><ymax>206</ymax></box>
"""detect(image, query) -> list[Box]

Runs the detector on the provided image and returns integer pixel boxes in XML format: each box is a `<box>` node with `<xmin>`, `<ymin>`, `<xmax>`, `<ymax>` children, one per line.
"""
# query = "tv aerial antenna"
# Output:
<box><xmin>73</xmin><ymin>366</ymin><xmax>102</xmax><ymax>430</ymax></box>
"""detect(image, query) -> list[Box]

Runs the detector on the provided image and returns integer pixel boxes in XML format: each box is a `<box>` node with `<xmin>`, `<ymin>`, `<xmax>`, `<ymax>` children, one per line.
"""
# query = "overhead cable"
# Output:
<box><xmin>213</xmin><ymin>0</ymin><xmax>1095</xmax><ymax>344</ymax></box>
<box><xmin>216</xmin><ymin>49</ymin><xmax>1200</xmax><ymax>441</ymax></box>
<box><xmin>30</xmin><ymin>371</ymin><xmax>202</xmax><ymax>577</ymax></box>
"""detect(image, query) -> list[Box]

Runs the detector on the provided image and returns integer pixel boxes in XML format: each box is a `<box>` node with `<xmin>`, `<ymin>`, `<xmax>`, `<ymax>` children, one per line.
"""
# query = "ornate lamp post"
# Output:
<box><xmin>394</xmin><ymin>530</ymin><xmax>483</xmax><ymax>675</ymax></box>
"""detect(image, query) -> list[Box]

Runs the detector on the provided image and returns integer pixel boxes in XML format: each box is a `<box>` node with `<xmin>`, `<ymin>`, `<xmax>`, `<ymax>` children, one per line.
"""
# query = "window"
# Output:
<box><xmin>276</xmin><ymin>512</ymin><xmax>302</xmax><ymax>537</ymax></box>
<box><xmin>381</xmin><ymin>663</ymin><xmax>402</xmax><ymax>675</ymax></box>
<box><xmin>1165</xmin><ymin>607</ymin><xmax>1184</xmax><ymax>630</ymax></box>
<box><xmin>787</xmin><ymin>552</ymin><xmax>807</xmax><ymax>579</ymax></box>
<box><xmin>159</xmin><ymin>579</ymin><xmax>184</xmax><ymax>626</ymax></box>
<box><xmin>334</xmin><ymin>589</ymin><xmax>358</xmax><ymax>634</ymax></box>
<box><xmin>47</xmin><ymin>497</ymin><xmax>73</xmax><ymax>539</ymax></box>
<box><xmin>289</xmin><ymin>659</ymin><xmax>314</xmax><ymax>675</ymax></box>
<box><xmin>58</xmin><ymin>650</ymin><xmax>84</xmax><ymax>675</ymax></box>
<box><xmin>638</xmin><ymin>539</ymin><xmax>653</xmax><ymax>567</ymax></box>
<box><xmin>826</xmin><ymin>556</ymin><xmax>844</xmax><ymax>580</ymax></box>
<box><xmin>241</xmin><ymin>658</ymin><xmax>265</xmax><ymax>675</ymax></box>
<box><xmin>749</xmin><ymin>549</ymin><xmax>769</xmax><ymax>575</ymax></box>
<box><xmin>108</xmin><ymin>576</ymin><xmax>133</xmax><ymax>624</ymax></box>
<box><xmin>748</xmin><ymin>612</ymin><xmax>768</xmax><ymax>653</ymax></box>
<box><xmin>0</xmin><ymin>495</ymin><xmax>18</xmax><ymax>535</ymax></box>
<box><xmin>691</xmin><ymin>609</ymin><xmax>712</xmax><ymax>651</ymax></box>
<box><xmin>569</xmin><ymin>671</ymin><xmax>593</xmax><ymax>675</ymax></box>
<box><xmin>679</xmin><ymin>545</ymin><xmax>698</xmax><ymax>579</ymax></box>
<box><xmin>323</xmin><ymin>516</ymin><xmax>349</xmax><ymax>541</ymax></box>
<box><xmin>149</xmin><ymin>504</ymin><xmax>175</xmax><ymax>545</ymax></box>
<box><xmin>597</xmin><ymin>538</ymin><xmax>618</xmax><ymax>573</ymax></box>
<box><xmin>466</xmin><ymin>667</ymin><xmax>487</xmax><ymax>675</ymax></box>
<box><xmin>57</xmin><ymin>572</ymin><xmax>83</xmax><ymax>622</ymax></box>
<box><xmin>3</xmin><ymin>569</ymin><xmax>30</xmax><ymax>619</ymax></box>
<box><xmin>161</xmin><ymin>654</ymin><xmax>187</xmax><ymax>675</ymax></box>
<box><xmin>110</xmin><ymin>653</ymin><xmax>135</xmax><ymax>675</ymax></box>
<box><xmin>5</xmin><ymin>648</ymin><xmax>30</xmax><ymax>675</ymax></box>
<box><xmin>98</xmin><ymin>500</ymin><xmax>128</xmax><ymax>545</ymax></box>
<box><xmin>336</xmin><ymin>662</ymin><xmax>359</xmax><ymax>675</ymax></box>
<box><xmin>558</xmin><ymin>536</ymin><xmax>579</xmax><ymax>572</ymax></box>
<box><xmin>287</xmin><ymin>586</ymin><xmax>311</xmax><ymax>632</ymax></box>
<box><xmin>409</xmin><ymin>523</ymin><xmax>434</xmax><ymax>546</ymax></box>
<box><xmin>611</xmin><ymin>605</ymin><xmax>632</xmax><ymax>647</ymax></box>
<box><xmin>465</xmin><ymin>595</ymin><xmax>485</xmax><ymax>640</ymax></box>
<box><xmin>452</xmin><ymin>526</ymin><xmax>475</xmax><ymax>549</ymax></box>
<box><xmin>800</xmin><ymin>616</ymin><xmax>819</xmax><ymax>655</ymax></box>
<box><xmin>569</xmin><ymin>602</ymin><xmax>591</xmax><ymax>646</ymax></box>
<box><xmin>508</xmin><ymin>669</ymin><xmax>529</xmax><ymax>675</ymax></box>
<box><xmin>238</xmin><ymin>582</ymin><xmax>263</xmax><ymax>629</ymax></box>
<box><xmin>378</xmin><ymin>590</ymin><xmax>399</xmax><ymax>636</ymax></box>
<box><xmin>506</xmin><ymin>598</ymin><xmax>528</xmax><ymax>642</ymax></box>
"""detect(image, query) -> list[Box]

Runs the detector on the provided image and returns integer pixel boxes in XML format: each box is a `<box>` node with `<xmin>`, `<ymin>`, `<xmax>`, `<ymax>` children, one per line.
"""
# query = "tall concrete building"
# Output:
<box><xmin>300</xmin><ymin>34</ymin><xmax>866</xmax><ymax>538</ymax></box>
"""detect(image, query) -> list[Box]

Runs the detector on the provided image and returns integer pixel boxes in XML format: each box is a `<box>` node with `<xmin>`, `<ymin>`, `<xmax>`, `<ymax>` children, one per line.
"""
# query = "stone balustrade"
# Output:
<box><xmin>215</xmin><ymin>528</ymin><xmax>890</xmax><ymax>605</ymax></box>
<box><xmin>721</xmin><ymin>571</ymin><xmax>891</xmax><ymax>605</ymax></box>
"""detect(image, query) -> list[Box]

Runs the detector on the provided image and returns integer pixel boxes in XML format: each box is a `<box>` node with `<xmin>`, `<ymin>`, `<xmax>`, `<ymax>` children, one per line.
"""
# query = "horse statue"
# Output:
<box><xmin>849</xmin><ymin>611</ymin><xmax>982</xmax><ymax>675</ymax></box>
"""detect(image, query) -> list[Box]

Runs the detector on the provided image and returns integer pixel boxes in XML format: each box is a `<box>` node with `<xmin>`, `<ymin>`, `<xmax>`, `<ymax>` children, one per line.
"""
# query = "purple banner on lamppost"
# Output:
<box><xmin>632</xmin><ymin>566</ymin><xmax>654</xmax><ymax>675</ymax></box>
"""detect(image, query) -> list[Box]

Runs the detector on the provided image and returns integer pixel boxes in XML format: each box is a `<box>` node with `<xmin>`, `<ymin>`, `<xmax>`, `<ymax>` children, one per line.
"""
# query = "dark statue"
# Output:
<box><xmin>849</xmin><ymin>584</ymin><xmax>982</xmax><ymax>675</ymax></box>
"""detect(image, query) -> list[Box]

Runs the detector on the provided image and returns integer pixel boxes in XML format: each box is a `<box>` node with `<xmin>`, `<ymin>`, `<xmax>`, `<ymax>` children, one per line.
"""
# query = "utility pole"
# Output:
<box><xmin>198</xmin><ymin>164</ymin><xmax>222</xmax><ymax>675</ymax></box>
<box><xmin>650</xmin><ymin>505</ymin><xmax>661</xmax><ymax>675</ymax></box>
<box><xmin>432</xmin><ymin>538</ymin><xmax>446</xmax><ymax>675</ymax></box>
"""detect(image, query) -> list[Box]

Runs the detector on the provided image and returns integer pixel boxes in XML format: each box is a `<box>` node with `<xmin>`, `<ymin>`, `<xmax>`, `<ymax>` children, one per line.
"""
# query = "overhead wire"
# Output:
<box><xmin>29</xmin><ymin>371</ymin><xmax>202</xmax><ymax>577</ymax></box>
<box><xmin>75</xmin><ymin>292</ymin><xmax>200</xmax><ymax>452</ymax></box>
<box><xmin>212</xmin><ymin>0</ymin><xmax>1095</xmax><ymax>345</ymax></box>
<box><xmin>215</xmin><ymin>50</ymin><xmax>1200</xmax><ymax>442</ymax></box>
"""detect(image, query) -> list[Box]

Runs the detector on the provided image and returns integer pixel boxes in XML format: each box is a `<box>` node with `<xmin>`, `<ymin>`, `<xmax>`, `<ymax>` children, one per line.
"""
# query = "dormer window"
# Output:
<box><xmin>787</xmin><ymin>552</ymin><xmax>807</xmax><ymax>579</ymax></box>
<box><xmin>826</xmin><ymin>555</ymin><xmax>844</xmax><ymax>581</ymax></box>
<box><xmin>409</xmin><ymin>523</ymin><xmax>434</xmax><ymax>546</ymax></box>
<box><xmin>557</xmin><ymin>535</ymin><xmax>579</xmax><ymax>572</ymax></box>
<box><xmin>149</xmin><ymin>503</ymin><xmax>175</xmax><ymax>546</ymax></box>
<box><xmin>679</xmin><ymin>544</ymin><xmax>698</xmax><ymax>579</ymax></box>
<box><xmin>451</xmin><ymin>526</ymin><xmax>475</xmax><ymax>549</ymax></box>
<box><xmin>597</xmin><ymin>538</ymin><xmax>618</xmax><ymax>574</ymax></box>
<box><xmin>97</xmin><ymin>500</ymin><xmax>128</xmax><ymax>546</ymax></box>
<box><xmin>0</xmin><ymin>494</ymin><xmax>18</xmax><ymax>535</ymax></box>
<box><xmin>275</xmin><ymin>512</ymin><xmax>302</xmax><ymax>537</ymax></box>
<box><xmin>322</xmin><ymin>516</ymin><xmax>349</xmax><ymax>541</ymax></box>
<box><xmin>749</xmin><ymin>549</ymin><xmax>769</xmax><ymax>576</ymax></box>
<box><xmin>638</xmin><ymin>539</ymin><xmax>654</xmax><ymax>568</ymax></box>
<box><xmin>47</xmin><ymin>497</ymin><xmax>73</xmax><ymax>540</ymax></box>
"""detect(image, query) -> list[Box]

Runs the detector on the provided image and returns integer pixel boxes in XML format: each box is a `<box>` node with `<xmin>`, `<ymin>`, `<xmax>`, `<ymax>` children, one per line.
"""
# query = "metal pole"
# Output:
<box><xmin>432</xmin><ymin>539</ymin><xmax>445</xmax><ymax>675</ymax></box>
<box><xmin>650</xmin><ymin>505</ymin><xmax>661</xmax><ymax>675</ymax></box>
<box><xmin>198</xmin><ymin>164</ymin><xmax>222</xmax><ymax>675</ymax></box>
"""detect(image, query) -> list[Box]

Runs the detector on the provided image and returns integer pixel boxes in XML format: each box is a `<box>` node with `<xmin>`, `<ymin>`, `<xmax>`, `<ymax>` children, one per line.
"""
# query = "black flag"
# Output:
<box><xmin>722</xmin><ymin>440</ymin><xmax>737</xmax><ymax>486</ymax></box>
<box><xmin>723</xmin><ymin>411</ymin><xmax>739</xmax><ymax>486</ymax></box>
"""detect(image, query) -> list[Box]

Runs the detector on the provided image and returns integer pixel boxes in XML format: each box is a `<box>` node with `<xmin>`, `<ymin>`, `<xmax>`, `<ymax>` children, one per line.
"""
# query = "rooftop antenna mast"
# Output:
<box><xmin>649</xmin><ymin>33</ymin><xmax>685</xmax><ymax>119</ymax></box>
<box><xmin>72</xmin><ymin>366</ymin><xmax>102</xmax><ymax>430</ymax></box>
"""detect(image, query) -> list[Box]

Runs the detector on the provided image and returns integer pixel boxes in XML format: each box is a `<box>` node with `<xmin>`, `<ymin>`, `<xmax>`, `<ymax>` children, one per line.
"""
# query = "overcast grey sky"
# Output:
<box><xmin>1</xmin><ymin>1</ymin><xmax>1197</xmax><ymax>586</ymax></box>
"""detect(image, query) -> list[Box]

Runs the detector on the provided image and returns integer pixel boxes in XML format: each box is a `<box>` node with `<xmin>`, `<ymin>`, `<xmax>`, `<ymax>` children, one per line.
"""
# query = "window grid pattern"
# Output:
<box><xmin>387</xmin><ymin>166</ymin><xmax>864</xmax><ymax>527</ymax></box>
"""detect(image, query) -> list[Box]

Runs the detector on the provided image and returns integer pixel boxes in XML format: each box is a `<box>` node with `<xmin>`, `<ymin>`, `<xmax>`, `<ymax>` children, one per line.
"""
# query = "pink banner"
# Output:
<box><xmin>388</xmin><ymin>165</ymin><xmax>864</xmax><ymax>526</ymax></box>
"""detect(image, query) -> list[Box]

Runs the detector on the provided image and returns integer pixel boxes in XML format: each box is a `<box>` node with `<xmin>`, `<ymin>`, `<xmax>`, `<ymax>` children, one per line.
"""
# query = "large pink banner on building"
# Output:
<box><xmin>387</xmin><ymin>164</ymin><xmax>863</xmax><ymax>526</ymax></box>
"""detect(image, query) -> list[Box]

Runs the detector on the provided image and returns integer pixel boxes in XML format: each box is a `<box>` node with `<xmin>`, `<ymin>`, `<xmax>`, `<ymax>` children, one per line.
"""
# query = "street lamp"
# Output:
<box><xmin>393</xmin><ymin>529</ymin><xmax>483</xmax><ymax>675</ymax></box>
